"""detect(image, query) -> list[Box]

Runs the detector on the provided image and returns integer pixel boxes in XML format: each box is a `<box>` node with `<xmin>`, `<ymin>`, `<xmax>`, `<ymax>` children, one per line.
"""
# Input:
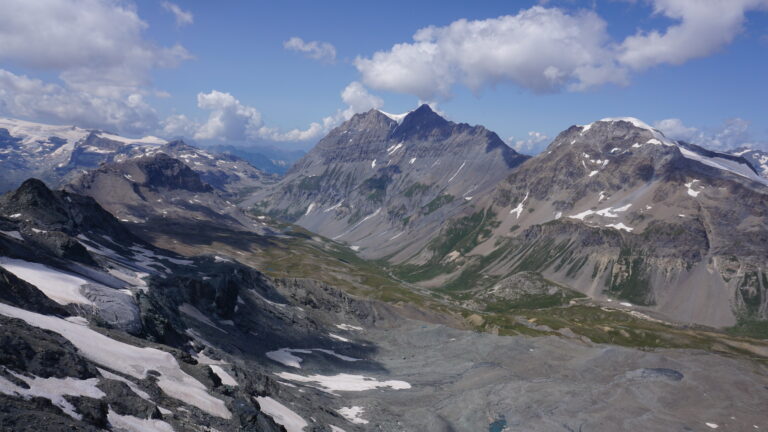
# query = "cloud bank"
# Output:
<box><xmin>355</xmin><ymin>1</ymin><xmax>768</xmax><ymax>100</ymax></box>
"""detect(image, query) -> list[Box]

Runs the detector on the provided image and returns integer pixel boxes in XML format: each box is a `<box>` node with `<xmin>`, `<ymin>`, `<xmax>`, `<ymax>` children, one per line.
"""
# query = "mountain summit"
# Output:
<box><xmin>246</xmin><ymin>104</ymin><xmax>528</xmax><ymax>259</ymax></box>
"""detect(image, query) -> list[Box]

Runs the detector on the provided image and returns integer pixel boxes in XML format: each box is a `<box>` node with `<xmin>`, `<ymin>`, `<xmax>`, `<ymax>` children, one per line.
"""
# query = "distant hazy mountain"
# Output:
<box><xmin>0</xmin><ymin>117</ymin><xmax>276</xmax><ymax>198</ymax></box>
<box><xmin>204</xmin><ymin>143</ymin><xmax>306</xmax><ymax>175</ymax></box>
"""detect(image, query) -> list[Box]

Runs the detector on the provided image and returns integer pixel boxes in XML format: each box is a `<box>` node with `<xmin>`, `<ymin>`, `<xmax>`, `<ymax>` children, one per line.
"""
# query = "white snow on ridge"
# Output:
<box><xmin>378</xmin><ymin>110</ymin><xmax>410</xmax><ymax>124</ymax></box>
<box><xmin>409</xmin><ymin>157</ymin><xmax>416</xmax><ymax>164</ymax></box>
<box><xmin>371</xmin><ymin>159</ymin><xmax>377</xmax><ymax>169</ymax></box>
<box><xmin>0</xmin><ymin>257</ymin><xmax>94</xmax><ymax>305</ymax></box>
<box><xmin>679</xmin><ymin>146</ymin><xmax>768</xmax><ymax>185</ymax></box>
<box><xmin>0</xmin><ymin>117</ymin><xmax>89</xmax><ymax>149</ymax></box>
<box><xmin>96</xmin><ymin>132</ymin><xmax>166</xmax><ymax>146</ymax></box>
<box><xmin>276</xmin><ymin>372</ymin><xmax>411</xmax><ymax>394</ymax></box>
<box><xmin>254</xmin><ymin>396</ymin><xmax>308</xmax><ymax>432</ymax></box>
<box><xmin>0</xmin><ymin>302</ymin><xmax>231</xmax><ymax>418</ymax></box>
<box><xmin>580</xmin><ymin>117</ymin><xmax>676</xmax><ymax>146</ymax></box>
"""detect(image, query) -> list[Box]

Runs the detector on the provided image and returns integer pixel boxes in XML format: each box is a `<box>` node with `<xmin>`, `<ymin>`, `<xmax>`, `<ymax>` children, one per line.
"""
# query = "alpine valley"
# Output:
<box><xmin>1</xmin><ymin>109</ymin><xmax>767</xmax><ymax>432</ymax></box>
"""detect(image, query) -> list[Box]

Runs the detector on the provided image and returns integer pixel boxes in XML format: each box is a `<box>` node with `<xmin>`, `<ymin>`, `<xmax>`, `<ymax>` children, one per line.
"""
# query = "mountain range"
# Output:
<box><xmin>0</xmin><ymin>110</ymin><xmax>767</xmax><ymax>431</ymax></box>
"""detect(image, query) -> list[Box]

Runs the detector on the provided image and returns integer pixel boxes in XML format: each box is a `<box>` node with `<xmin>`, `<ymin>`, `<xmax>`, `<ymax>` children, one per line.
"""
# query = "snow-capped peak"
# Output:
<box><xmin>579</xmin><ymin>117</ymin><xmax>676</xmax><ymax>146</ymax></box>
<box><xmin>94</xmin><ymin>132</ymin><xmax>167</xmax><ymax>146</ymax></box>
<box><xmin>0</xmin><ymin>117</ymin><xmax>90</xmax><ymax>147</ymax></box>
<box><xmin>378</xmin><ymin>110</ymin><xmax>410</xmax><ymax>124</ymax></box>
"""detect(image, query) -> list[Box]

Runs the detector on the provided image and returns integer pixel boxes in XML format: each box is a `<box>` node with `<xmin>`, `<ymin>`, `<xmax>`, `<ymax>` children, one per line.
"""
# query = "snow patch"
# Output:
<box><xmin>386</xmin><ymin>142</ymin><xmax>404</xmax><ymax>155</ymax></box>
<box><xmin>255</xmin><ymin>396</ymin><xmax>308</xmax><ymax>432</ymax></box>
<box><xmin>275</xmin><ymin>372</ymin><xmax>411</xmax><ymax>394</ymax></box>
<box><xmin>304</xmin><ymin>202</ymin><xmax>316</xmax><ymax>216</ymax></box>
<box><xmin>510</xmin><ymin>192</ymin><xmax>529</xmax><ymax>219</ymax></box>
<box><xmin>588</xmin><ymin>170</ymin><xmax>599</xmax><ymax>177</ymax></box>
<box><xmin>337</xmin><ymin>406</ymin><xmax>369</xmax><ymax>425</ymax></box>
<box><xmin>0</xmin><ymin>370</ymin><xmax>105</xmax><ymax>420</ymax></box>
<box><xmin>409</xmin><ymin>157</ymin><xmax>416</xmax><ymax>164</ymax></box>
<box><xmin>266</xmin><ymin>348</ymin><xmax>360</xmax><ymax>369</ymax></box>
<box><xmin>0</xmin><ymin>257</ymin><xmax>94</xmax><ymax>305</ymax></box>
<box><xmin>685</xmin><ymin>179</ymin><xmax>701</xmax><ymax>197</ymax></box>
<box><xmin>378</xmin><ymin>110</ymin><xmax>409</xmax><ymax>124</ymax></box>
<box><xmin>336</xmin><ymin>324</ymin><xmax>364</xmax><ymax>331</ymax></box>
<box><xmin>210</xmin><ymin>365</ymin><xmax>238</xmax><ymax>386</ymax></box>
<box><xmin>447</xmin><ymin>161</ymin><xmax>466</xmax><ymax>183</ymax></box>
<box><xmin>97</xmin><ymin>368</ymin><xmax>151</xmax><ymax>400</ymax></box>
<box><xmin>329</xmin><ymin>333</ymin><xmax>350</xmax><ymax>342</ymax></box>
<box><xmin>371</xmin><ymin>159</ymin><xmax>376</xmax><ymax>169</ymax></box>
<box><xmin>606</xmin><ymin>223</ymin><xmax>634</xmax><ymax>232</ymax></box>
<box><xmin>107</xmin><ymin>410</ymin><xmax>175</xmax><ymax>432</ymax></box>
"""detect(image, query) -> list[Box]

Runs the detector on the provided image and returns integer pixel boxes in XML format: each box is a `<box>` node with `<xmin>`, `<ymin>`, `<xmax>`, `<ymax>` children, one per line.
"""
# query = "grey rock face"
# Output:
<box><xmin>247</xmin><ymin>104</ymin><xmax>528</xmax><ymax>260</ymax></box>
<box><xmin>404</xmin><ymin>118</ymin><xmax>768</xmax><ymax>326</ymax></box>
<box><xmin>66</xmin><ymin>153</ymin><xmax>257</xmax><ymax>230</ymax></box>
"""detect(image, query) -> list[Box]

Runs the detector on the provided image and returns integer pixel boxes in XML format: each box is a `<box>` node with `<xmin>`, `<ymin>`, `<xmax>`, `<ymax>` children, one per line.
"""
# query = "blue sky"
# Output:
<box><xmin>0</xmin><ymin>0</ymin><xmax>766</xmax><ymax>153</ymax></box>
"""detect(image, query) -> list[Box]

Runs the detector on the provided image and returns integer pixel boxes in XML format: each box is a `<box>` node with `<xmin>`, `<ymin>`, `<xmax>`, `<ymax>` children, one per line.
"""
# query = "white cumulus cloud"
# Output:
<box><xmin>354</xmin><ymin>6</ymin><xmax>627</xmax><ymax>100</ymax></box>
<box><xmin>619</xmin><ymin>0</ymin><xmax>768</xmax><ymax>70</ymax></box>
<box><xmin>284</xmin><ymin>37</ymin><xmax>337</xmax><ymax>63</ymax></box>
<box><xmin>193</xmin><ymin>91</ymin><xmax>263</xmax><ymax>141</ymax></box>
<box><xmin>162</xmin><ymin>1</ymin><xmax>194</xmax><ymax>27</ymax></box>
<box><xmin>509</xmin><ymin>131</ymin><xmax>550</xmax><ymax>154</ymax></box>
<box><xmin>0</xmin><ymin>69</ymin><xmax>157</xmax><ymax>135</ymax></box>
<box><xmin>0</xmin><ymin>0</ymin><xmax>191</xmax><ymax>134</ymax></box>
<box><xmin>174</xmin><ymin>82</ymin><xmax>384</xmax><ymax>143</ymax></box>
<box><xmin>354</xmin><ymin>2</ymin><xmax>768</xmax><ymax>100</ymax></box>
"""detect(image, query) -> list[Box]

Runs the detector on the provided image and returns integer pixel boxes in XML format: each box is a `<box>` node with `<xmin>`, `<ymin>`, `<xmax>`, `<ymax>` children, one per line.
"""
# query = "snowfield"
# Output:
<box><xmin>0</xmin><ymin>257</ymin><xmax>95</xmax><ymax>305</ymax></box>
<box><xmin>0</xmin><ymin>302</ymin><xmax>231</xmax><ymax>418</ymax></box>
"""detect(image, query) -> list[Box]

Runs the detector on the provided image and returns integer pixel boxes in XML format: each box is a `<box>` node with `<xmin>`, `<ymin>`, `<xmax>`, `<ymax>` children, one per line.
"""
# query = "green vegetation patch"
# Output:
<box><xmin>422</xmin><ymin>194</ymin><xmax>455</xmax><ymax>215</ymax></box>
